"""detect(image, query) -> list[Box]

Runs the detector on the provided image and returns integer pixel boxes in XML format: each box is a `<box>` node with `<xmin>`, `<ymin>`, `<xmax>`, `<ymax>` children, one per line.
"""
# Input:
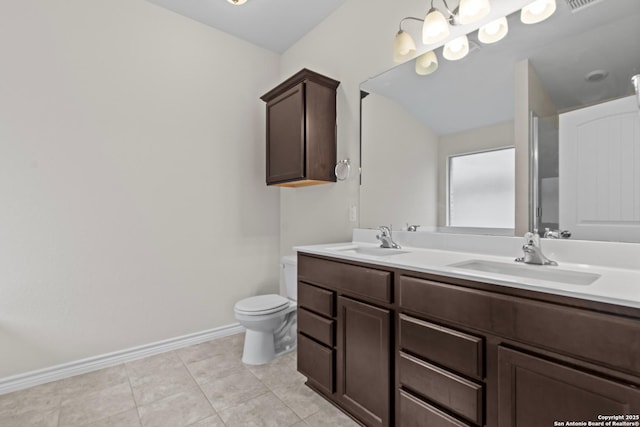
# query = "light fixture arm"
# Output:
<box><xmin>429</xmin><ymin>0</ymin><xmax>461</xmax><ymax>25</ymax></box>
<box><xmin>398</xmin><ymin>16</ymin><xmax>425</xmax><ymax>32</ymax></box>
<box><xmin>440</xmin><ymin>0</ymin><xmax>457</xmax><ymax>18</ymax></box>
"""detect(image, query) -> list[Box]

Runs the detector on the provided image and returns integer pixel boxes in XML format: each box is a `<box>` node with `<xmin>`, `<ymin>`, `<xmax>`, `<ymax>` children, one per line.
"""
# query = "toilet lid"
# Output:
<box><xmin>235</xmin><ymin>294</ymin><xmax>290</xmax><ymax>315</ymax></box>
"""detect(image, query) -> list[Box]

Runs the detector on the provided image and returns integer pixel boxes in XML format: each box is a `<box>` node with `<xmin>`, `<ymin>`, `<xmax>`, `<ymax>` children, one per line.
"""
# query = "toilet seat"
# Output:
<box><xmin>234</xmin><ymin>294</ymin><xmax>290</xmax><ymax>316</ymax></box>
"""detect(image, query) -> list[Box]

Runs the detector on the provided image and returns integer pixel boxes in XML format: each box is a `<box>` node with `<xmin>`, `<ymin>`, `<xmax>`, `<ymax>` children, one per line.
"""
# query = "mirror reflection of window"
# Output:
<box><xmin>448</xmin><ymin>148</ymin><xmax>515</xmax><ymax>228</ymax></box>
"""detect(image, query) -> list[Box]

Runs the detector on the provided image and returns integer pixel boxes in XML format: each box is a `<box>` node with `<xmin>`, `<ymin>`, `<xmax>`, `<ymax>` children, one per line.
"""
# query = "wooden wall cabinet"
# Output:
<box><xmin>260</xmin><ymin>69</ymin><xmax>339</xmax><ymax>187</ymax></box>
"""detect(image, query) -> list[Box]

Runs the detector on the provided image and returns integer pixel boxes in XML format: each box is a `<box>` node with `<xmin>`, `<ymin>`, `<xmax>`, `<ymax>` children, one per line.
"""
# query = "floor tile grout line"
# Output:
<box><xmin>243</xmin><ymin>362</ymin><xmax>312</xmax><ymax>425</ymax></box>
<box><xmin>189</xmin><ymin>379</ymin><xmax>218</xmax><ymax>426</ymax></box>
<box><xmin>122</xmin><ymin>363</ymin><xmax>143</xmax><ymax>427</ymax></box>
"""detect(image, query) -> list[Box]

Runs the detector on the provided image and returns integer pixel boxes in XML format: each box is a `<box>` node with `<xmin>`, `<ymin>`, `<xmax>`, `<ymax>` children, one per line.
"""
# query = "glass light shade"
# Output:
<box><xmin>415</xmin><ymin>51</ymin><xmax>439</xmax><ymax>75</ymax></box>
<box><xmin>478</xmin><ymin>16</ymin><xmax>509</xmax><ymax>43</ymax></box>
<box><xmin>521</xmin><ymin>0</ymin><xmax>556</xmax><ymax>24</ymax></box>
<box><xmin>458</xmin><ymin>0</ymin><xmax>491</xmax><ymax>25</ymax></box>
<box><xmin>443</xmin><ymin>35</ymin><xmax>469</xmax><ymax>61</ymax></box>
<box><xmin>393</xmin><ymin>30</ymin><xmax>417</xmax><ymax>63</ymax></box>
<box><xmin>227</xmin><ymin>0</ymin><xmax>248</xmax><ymax>4</ymax></box>
<box><xmin>423</xmin><ymin>8</ymin><xmax>450</xmax><ymax>44</ymax></box>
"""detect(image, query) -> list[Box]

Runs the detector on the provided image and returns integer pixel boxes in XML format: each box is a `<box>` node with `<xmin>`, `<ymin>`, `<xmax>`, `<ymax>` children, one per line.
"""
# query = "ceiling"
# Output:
<box><xmin>146</xmin><ymin>0</ymin><xmax>346</xmax><ymax>53</ymax></box>
<box><xmin>361</xmin><ymin>0</ymin><xmax>640</xmax><ymax>135</ymax></box>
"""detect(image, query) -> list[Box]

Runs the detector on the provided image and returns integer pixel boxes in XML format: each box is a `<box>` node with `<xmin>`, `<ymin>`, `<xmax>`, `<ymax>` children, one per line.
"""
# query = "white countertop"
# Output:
<box><xmin>295</xmin><ymin>241</ymin><xmax>640</xmax><ymax>310</ymax></box>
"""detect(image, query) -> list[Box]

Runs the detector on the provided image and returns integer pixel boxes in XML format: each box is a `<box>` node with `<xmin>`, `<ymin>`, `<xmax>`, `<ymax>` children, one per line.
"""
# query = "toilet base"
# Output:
<box><xmin>241</xmin><ymin>329</ymin><xmax>296</xmax><ymax>365</ymax></box>
<box><xmin>239</xmin><ymin>309</ymin><xmax>297</xmax><ymax>365</ymax></box>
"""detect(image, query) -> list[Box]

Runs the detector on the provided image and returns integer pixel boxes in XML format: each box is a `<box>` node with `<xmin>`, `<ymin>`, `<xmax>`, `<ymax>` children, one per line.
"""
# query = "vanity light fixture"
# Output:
<box><xmin>415</xmin><ymin>50</ymin><xmax>439</xmax><ymax>75</ymax></box>
<box><xmin>393</xmin><ymin>17</ymin><xmax>421</xmax><ymax>63</ymax></box>
<box><xmin>443</xmin><ymin>35</ymin><xmax>470</xmax><ymax>60</ymax></box>
<box><xmin>478</xmin><ymin>16</ymin><xmax>509</xmax><ymax>43</ymax></box>
<box><xmin>422</xmin><ymin>0</ymin><xmax>490</xmax><ymax>44</ymax></box>
<box><xmin>227</xmin><ymin>0</ymin><xmax>248</xmax><ymax>5</ymax></box>
<box><xmin>393</xmin><ymin>0</ymin><xmax>556</xmax><ymax>74</ymax></box>
<box><xmin>521</xmin><ymin>0</ymin><xmax>556</xmax><ymax>24</ymax></box>
<box><xmin>423</xmin><ymin>7</ymin><xmax>451</xmax><ymax>44</ymax></box>
<box><xmin>458</xmin><ymin>0</ymin><xmax>491</xmax><ymax>25</ymax></box>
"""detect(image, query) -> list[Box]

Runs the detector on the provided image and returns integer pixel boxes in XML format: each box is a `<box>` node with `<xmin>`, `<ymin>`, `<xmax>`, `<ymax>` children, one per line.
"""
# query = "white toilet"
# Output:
<box><xmin>234</xmin><ymin>255</ymin><xmax>297</xmax><ymax>365</ymax></box>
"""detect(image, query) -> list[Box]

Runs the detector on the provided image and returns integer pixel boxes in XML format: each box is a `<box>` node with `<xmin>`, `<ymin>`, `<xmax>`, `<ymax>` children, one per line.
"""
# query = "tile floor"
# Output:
<box><xmin>0</xmin><ymin>333</ymin><xmax>359</xmax><ymax>427</ymax></box>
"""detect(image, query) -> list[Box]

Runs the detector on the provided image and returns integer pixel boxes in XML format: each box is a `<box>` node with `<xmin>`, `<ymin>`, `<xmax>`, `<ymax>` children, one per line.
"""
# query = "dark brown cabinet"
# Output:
<box><xmin>498</xmin><ymin>347</ymin><xmax>640</xmax><ymax>427</ymax></box>
<box><xmin>397</xmin><ymin>272</ymin><xmax>640</xmax><ymax>427</ymax></box>
<box><xmin>296</xmin><ymin>282</ymin><xmax>336</xmax><ymax>395</ymax></box>
<box><xmin>337</xmin><ymin>296</ymin><xmax>391</xmax><ymax>427</ymax></box>
<box><xmin>297</xmin><ymin>254</ymin><xmax>393</xmax><ymax>426</ymax></box>
<box><xmin>260</xmin><ymin>69</ymin><xmax>339</xmax><ymax>187</ymax></box>
<box><xmin>297</xmin><ymin>253</ymin><xmax>640</xmax><ymax>427</ymax></box>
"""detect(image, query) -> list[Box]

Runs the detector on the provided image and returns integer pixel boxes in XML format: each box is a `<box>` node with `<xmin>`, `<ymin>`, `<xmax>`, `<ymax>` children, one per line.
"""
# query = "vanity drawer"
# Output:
<box><xmin>299</xmin><ymin>254</ymin><xmax>392</xmax><ymax>304</ymax></box>
<box><xmin>399</xmin><ymin>314</ymin><xmax>483</xmax><ymax>380</ymax></box>
<box><xmin>298</xmin><ymin>282</ymin><xmax>335</xmax><ymax>317</ymax></box>
<box><xmin>298</xmin><ymin>307</ymin><xmax>335</xmax><ymax>347</ymax></box>
<box><xmin>298</xmin><ymin>333</ymin><xmax>334</xmax><ymax>394</ymax></box>
<box><xmin>398</xmin><ymin>390</ymin><xmax>472</xmax><ymax>427</ymax></box>
<box><xmin>398</xmin><ymin>275</ymin><xmax>640</xmax><ymax>375</ymax></box>
<box><xmin>399</xmin><ymin>352</ymin><xmax>483</xmax><ymax>425</ymax></box>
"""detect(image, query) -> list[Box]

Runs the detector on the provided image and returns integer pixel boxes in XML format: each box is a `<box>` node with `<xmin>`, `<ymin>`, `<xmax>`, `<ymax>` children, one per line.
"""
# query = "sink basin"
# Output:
<box><xmin>449</xmin><ymin>260</ymin><xmax>600</xmax><ymax>286</ymax></box>
<box><xmin>329</xmin><ymin>245</ymin><xmax>409</xmax><ymax>257</ymax></box>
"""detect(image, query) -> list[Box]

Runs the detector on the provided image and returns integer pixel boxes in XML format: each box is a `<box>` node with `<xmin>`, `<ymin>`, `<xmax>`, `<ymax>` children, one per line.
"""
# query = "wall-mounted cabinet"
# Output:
<box><xmin>260</xmin><ymin>69</ymin><xmax>340</xmax><ymax>187</ymax></box>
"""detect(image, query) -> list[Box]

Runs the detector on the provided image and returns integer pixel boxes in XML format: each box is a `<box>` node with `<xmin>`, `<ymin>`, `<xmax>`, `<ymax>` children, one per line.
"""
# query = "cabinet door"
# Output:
<box><xmin>337</xmin><ymin>296</ymin><xmax>391</xmax><ymax>427</ymax></box>
<box><xmin>265</xmin><ymin>82</ymin><xmax>305</xmax><ymax>184</ymax></box>
<box><xmin>498</xmin><ymin>346</ymin><xmax>640</xmax><ymax>427</ymax></box>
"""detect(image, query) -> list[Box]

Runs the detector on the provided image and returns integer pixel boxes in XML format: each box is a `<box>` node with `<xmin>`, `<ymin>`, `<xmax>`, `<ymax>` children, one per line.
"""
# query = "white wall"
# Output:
<box><xmin>360</xmin><ymin>93</ymin><xmax>438</xmax><ymax>229</ymax></box>
<box><xmin>0</xmin><ymin>0</ymin><xmax>280</xmax><ymax>378</ymax></box>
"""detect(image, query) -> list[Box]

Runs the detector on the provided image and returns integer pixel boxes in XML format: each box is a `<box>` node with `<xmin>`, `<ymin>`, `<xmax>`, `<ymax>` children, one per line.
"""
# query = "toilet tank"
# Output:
<box><xmin>282</xmin><ymin>255</ymin><xmax>298</xmax><ymax>301</ymax></box>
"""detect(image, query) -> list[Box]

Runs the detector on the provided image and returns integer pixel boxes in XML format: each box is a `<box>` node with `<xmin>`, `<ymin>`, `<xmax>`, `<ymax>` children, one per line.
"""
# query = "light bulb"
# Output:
<box><xmin>478</xmin><ymin>16</ymin><xmax>508</xmax><ymax>44</ymax></box>
<box><xmin>443</xmin><ymin>35</ymin><xmax>469</xmax><ymax>61</ymax></box>
<box><xmin>227</xmin><ymin>0</ymin><xmax>247</xmax><ymax>4</ymax></box>
<box><xmin>423</xmin><ymin>8</ymin><xmax>450</xmax><ymax>45</ymax></box>
<box><xmin>393</xmin><ymin>30</ymin><xmax>417</xmax><ymax>63</ymax></box>
<box><xmin>459</xmin><ymin>0</ymin><xmax>491</xmax><ymax>25</ymax></box>
<box><xmin>415</xmin><ymin>51</ymin><xmax>438</xmax><ymax>76</ymax></box>
<box><xmin>521</xmin><ymin>0</ymin><xmax>556</xmax><ymax>24</ymax></box>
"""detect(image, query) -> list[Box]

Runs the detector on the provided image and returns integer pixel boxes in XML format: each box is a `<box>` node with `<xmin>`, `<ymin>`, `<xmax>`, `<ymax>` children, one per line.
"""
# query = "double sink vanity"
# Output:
<box><xmin>294</xmin><ymin>229</ymin><xmax>640</xmax><ymax>427</ymax></box>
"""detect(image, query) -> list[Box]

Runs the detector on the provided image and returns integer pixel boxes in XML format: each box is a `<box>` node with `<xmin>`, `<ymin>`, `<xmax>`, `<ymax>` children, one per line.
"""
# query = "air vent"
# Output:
<box><xmin>565</xmin><ymin>0</ymin><xmax>605</xmax><ymax>12</ymax></box>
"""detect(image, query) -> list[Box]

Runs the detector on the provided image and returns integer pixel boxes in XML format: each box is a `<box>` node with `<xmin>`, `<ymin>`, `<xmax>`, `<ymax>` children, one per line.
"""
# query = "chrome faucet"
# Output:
<box><xmin>543</xmin><ymin>228</ymin><xmax>571</xmax><ymax>239</ymax></box>
<box><xmin>515</xmin><ymin>232</ymin><xmax>557</xmax><ymax>266</ymax></box>
<box><xmin>377</xmin><ymin>226</ymin><xmax>401</xmax><ymax>249</ymax></box>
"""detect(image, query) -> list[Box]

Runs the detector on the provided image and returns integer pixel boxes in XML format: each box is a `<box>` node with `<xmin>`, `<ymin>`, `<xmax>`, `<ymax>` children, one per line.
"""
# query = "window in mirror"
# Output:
<box><xmin>448</xmin><ymin>148</ymin><xmax>515</xmax><ymax>228</ymax></box>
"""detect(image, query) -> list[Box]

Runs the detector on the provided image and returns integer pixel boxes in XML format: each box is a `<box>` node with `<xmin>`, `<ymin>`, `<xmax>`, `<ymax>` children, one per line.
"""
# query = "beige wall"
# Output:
<box><xmin>360</xmin><ymin>93</ymin><xmax>439</xmax><ymax>229</ymax></box>
<box><xmin>0</xmin><ymin>0</ymin><xmax>280</xmax><ymax>378</ymax></box>
<box><xmin>437</xmin><ymin>121</ymin><xmax>515</xmax><ymax>226</ymax></box>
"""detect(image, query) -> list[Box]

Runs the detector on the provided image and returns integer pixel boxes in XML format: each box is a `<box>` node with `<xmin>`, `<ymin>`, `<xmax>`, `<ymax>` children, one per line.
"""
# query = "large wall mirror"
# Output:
<box><xmin>360</xmin><ymin>0</ymin><xmax>640</xmax><ymax>242</ymax></box>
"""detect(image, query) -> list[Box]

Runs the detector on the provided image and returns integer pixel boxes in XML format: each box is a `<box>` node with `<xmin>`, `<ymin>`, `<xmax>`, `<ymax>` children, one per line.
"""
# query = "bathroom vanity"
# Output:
<box><xmin>295</xmin><ymin>238</ymin><xmax>640</xmax><ymax>427</ymax></box>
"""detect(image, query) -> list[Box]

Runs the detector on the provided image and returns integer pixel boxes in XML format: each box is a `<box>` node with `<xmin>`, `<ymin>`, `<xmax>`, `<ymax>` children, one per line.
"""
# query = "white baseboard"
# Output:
<box><xmin>0</xmin><ymin>323</ymin><xmax>245</xmax><ymax>395</ymax></box>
